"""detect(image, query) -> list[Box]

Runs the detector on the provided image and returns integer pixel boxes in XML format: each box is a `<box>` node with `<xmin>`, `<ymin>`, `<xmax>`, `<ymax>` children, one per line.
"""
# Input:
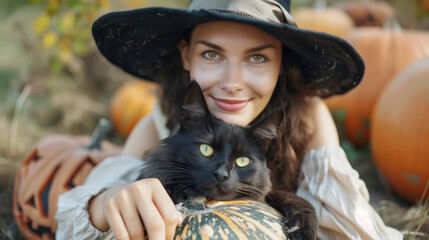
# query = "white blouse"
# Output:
<box><xmin>55</xmin><ymin>103</ymin><xmax>402</xmax><ymax>239</ymax></box>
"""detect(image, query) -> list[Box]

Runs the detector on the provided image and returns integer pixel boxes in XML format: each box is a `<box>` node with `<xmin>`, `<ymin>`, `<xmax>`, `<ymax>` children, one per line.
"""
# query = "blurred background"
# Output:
<box><xmin>1</xmin><ymin>0</ymin><xmax>428</xmax><ymax>239</ymax></box>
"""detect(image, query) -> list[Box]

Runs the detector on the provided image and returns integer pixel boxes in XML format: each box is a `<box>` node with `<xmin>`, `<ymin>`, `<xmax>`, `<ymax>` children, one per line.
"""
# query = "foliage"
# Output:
<box><xmin>330</xmin><ymin>109</ymin><xmax>371</xmax><ymax>164</ymax></box>
<box><xmin>31</xmin><ymin>0</ymin><xmax>110</xmax><ymax>73</ymax></box>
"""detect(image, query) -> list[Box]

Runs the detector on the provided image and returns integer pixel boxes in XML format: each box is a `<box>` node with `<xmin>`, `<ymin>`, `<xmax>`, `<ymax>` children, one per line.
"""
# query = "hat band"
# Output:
<box><xmin>188</xmin><ymin>0</ymin><xmax>297</xmax><ymax>27</ymax></box>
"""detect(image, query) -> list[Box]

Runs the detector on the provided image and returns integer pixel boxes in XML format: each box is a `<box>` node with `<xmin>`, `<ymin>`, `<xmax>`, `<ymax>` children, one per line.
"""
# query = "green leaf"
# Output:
<box><xmin>340</xmin><ymin>139</ymin><xmax>370</xmax><ymax>165</ymax></box>
<box><xmin>73</xmin><ymin>40</ymin><xmax>87</xmax><ymax>56</ymax></box>
<box><xmin>330</xmin><ymin>109</ymin><xmax>347</xmax><ymax>141</ymax></box>
<box><xmin>50</xmin><ymin>58</ymin><xmax>64</xmax><ymax>73</ymax></box>
<box><xmin>46</xmin><ymin>2</ymin><xmax>60</xmax><ymax>15</ymax></box>
<box><xmin>65</xmin><ymin>0</ymin><xmax>83</xmax><ymax>8</ymax></box>
<box><xmin>33</xmin><ymin>13</ymin><xmax>51</xmax><ymax>35</ymax></box>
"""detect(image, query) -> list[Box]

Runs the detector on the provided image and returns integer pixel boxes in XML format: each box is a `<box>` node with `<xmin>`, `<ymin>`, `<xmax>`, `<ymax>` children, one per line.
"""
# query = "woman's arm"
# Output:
<box><xmin>56</xmin><ymin>111</ymin><xmax>182</xmax><ymax>240</ymax></box>
<box><xmin>121</xmin><ymin>112</ymin><xmax>161</xmax><ymax>157</ymax></box>
<box><xmin>88</xmin><ymin>113</ymin><xmax>159</xmax><ymax>230</ymax></box>
<box><xmin>298</xmin><ymin>98</ymin><xmax>402</xmax><ymax>239</ymax></box>
<box><xmin>305</xmin><ymin>96</ymin><xmax>339</xmax><ymax>151</ymax></box>
<box><xmin>88</xmin><ymin>113</ymin><xmax>182</xmax><ymax>240</ymax></box>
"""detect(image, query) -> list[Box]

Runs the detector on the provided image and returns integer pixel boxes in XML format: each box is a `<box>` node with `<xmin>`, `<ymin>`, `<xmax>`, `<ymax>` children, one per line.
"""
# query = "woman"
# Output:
<box><xmin>55</xmin><ymin>0</ymin><xmax>402</xmax><ymax>239</ymax></box>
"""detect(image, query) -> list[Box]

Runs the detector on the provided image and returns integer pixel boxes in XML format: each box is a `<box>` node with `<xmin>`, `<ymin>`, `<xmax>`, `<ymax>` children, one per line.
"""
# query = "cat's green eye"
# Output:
<box><xmin>235</xmin><ymin>157</ymin><xmax>251</xmax><ymax>167</ymax></box>
<box><xmin>200</xmin><ymin>144</ymin><xmax>214</xmax><ymax>157</ymax></box>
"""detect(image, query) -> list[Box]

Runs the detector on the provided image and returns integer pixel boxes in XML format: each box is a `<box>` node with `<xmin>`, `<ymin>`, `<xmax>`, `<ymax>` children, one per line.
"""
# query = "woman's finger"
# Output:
<box><xmin>137</xmin><ymin>197</ymin><xmax>166</xmax><ymax>240</ymax></box>
<box><xmin>105</xmin><ymin>200</ymin><xmax>130</xmax><ymax>240</ymax></box>
<box><xmin>131</xmin><ymin>178</ymin><xmax>171</xmax><ymax>240</ymax></box>
<box><xmin>118</xmin><ymin>193</ymin><xmax>145</xmax><ymax>240</ymax></box>
<box><xmin>151</xmin><ymin>181</ymin><xmax>183</xmax><ymax>240</ymax></box>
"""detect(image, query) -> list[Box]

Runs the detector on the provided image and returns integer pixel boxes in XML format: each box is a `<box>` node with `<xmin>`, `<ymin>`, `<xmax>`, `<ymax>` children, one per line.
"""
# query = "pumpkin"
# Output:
<box><xmin>324</xmin><ymin>27</ymin><xmax>429</xmax><ymax>148</ymax></box>
<box><xmin>422</xmin><ymin>0</ymin><xmax>429</xmax><ymax>11</ymax></box>
<box><xmin>371</xmin><ymin>57</ymin><xmax>429</xmax><ymax>204</ymax></box>
<box><xmin>291</xmin><ymin>7</ymin><xmax>355</xmax><ymax>37</ymax></box>
<box><xmin>110</xmin><ymin>80</ymin><xmax>159</xmax><ymax>139</ymax></box>
<box><xmin>104</xmin><ymin>198</ymin><xmax>290</xmax><ymax>240</ymax></box>
<box><xmin>333</xmin><ymin>1</ymin><xmax>394</xmax><ymax>27</ymax></box>
<box><xmin>13</xmin><ymin>119</ymin><xmax>122</xmax><ymax>240</ymax></box>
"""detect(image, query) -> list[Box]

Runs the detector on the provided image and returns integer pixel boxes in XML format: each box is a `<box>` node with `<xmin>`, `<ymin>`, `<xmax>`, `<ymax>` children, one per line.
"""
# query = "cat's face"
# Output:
<box><xmin>164</xmin><ymin>117</ymin><xmax>273</xmax><ymax>201</ymax></box>
<box><xmin>164</xmin><ymin>81</ymin><xmax>283</xmax><ymax>201</ymax></box>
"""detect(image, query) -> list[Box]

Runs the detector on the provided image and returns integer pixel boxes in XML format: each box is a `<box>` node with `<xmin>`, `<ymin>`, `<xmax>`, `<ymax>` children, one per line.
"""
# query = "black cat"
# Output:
<box><xmin>138</xmin><ymin>81</ymin><xmax>317</xmax><ymax>239</ymax></box>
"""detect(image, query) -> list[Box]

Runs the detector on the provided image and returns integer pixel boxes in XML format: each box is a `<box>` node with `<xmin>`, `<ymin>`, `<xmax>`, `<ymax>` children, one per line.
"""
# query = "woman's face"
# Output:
<box><xmin>178</xmin><ymin>21</ymin><xmax>283</xmax><ymax>126</ymax></box>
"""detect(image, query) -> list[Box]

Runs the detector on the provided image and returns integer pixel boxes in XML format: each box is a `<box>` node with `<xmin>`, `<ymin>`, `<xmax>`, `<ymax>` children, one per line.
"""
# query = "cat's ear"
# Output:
<box><xmin>181</xmin><ymin>80</ymin><xmax>210</xmax><ymax>122</ymax></box>
<box><xmin>250</xmin><ymin>108</ymin><xmax>284</xmax><ymax>142</ymax></box>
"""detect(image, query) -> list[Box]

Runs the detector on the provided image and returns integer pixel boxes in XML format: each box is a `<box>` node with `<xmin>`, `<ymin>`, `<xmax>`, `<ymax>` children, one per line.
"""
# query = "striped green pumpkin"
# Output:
<box><xmin>105</xmin><ymin>198</ymin><xmax>289</xmax><ymax>240</ymax></box>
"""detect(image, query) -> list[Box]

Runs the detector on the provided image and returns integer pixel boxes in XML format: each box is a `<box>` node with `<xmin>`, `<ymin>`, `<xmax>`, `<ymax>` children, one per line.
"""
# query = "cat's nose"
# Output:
<box><xmin>214</xmin><ymin>169</ymin><xmax>229</xmax><ymax>182</ymax></box>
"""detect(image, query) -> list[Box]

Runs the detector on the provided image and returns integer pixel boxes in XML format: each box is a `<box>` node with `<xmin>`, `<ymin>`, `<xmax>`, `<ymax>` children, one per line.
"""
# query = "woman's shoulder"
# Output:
<box><xmin>122</xmin><ymin>111</ymin><xmax>161</xmax><ymax>158</ymax></box>
<box><xmin>304</xmin><ymin>96</ymin><xmax>328</xmax><ymax>111</ymax></box>
<box><xmin>304</xmin><ymin>96</ymin><xmax>340</xmax><ymax>151</ymax></box>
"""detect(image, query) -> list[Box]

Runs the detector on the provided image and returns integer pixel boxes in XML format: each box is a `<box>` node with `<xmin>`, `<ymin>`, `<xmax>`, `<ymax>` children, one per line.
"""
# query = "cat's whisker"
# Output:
<box><xmin>235</xmin><ymin>184</ymin><xmax>268</xmax><ymax>200</ymax></box>
<box><xmin>159</xmin><ymin>170</ymin><xmax>195</xmax><ymax>176</ymax></box>
<box><xmin>264</xmin><ymin>193</ymin><xmax>276</xmax><ymax>203</ymax></box>
<box><xmin>159</xmin><ymin>177</ymin><xmax>194</xmax><ymax>185</ymax></box>
<box><xmin>144</xmin><ymin>166</ymin><xmax>197</xmax><ymax>177</ymax></box>
<box><xmin>190</xmin><ymin>184</ymin><xmax>206</xmax><ymax>196</ymax></box>
<box><xmin>144</xmin><ymin>162</ymin><xmax>192</xmax><ymax>169</ymax></box>
<box><xmin>162</xmin><ymin>163</ymin><xmax>194</xmax><ymax>170</ymax></box>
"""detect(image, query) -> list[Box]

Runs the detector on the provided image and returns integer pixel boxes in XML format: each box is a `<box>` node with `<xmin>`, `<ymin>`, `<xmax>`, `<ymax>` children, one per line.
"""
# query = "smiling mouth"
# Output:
<box><xmin>212</xmin><ymin>97</ymin><xmax>249</xmax><ymax>112</ymax></box>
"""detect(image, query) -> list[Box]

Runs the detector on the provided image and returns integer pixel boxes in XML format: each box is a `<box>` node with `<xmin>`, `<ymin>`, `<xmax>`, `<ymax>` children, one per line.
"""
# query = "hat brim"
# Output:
<box><xmin>92</xmin><ymin>7</ymin><xmax>364</xmax><ymax>97</ymax></box>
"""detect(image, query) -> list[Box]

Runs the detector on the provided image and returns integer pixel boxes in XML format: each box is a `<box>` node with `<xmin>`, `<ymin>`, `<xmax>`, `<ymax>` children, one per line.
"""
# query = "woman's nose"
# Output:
<box><xmin>220</xmin><ymin>62</ymin><xmax>245</xmax><ymax>93</ymax></box>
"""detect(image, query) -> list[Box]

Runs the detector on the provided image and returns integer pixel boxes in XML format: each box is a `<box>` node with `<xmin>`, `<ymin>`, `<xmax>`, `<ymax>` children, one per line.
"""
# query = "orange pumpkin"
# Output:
<box><xmin>13</xmin><ymin>119</ymin><xmax>121</xmax><ymax>240</ymax></box>
<box><xmin>333</xmin><ymin>1</ymin><xmax>394</xmax><ymax>27</ymax></box>
<box><xmin>371</xmin><ymin>57</ymin><xmax>429</xmax><ymax>204</ymax></box>
<box><xmin>324</xmin><ymin>27</ymin><xmax>429</xmax><ymax>148</ymax></box>
<box><xmin>110</xmin><ymin>80</ymin><xmax>159</xmax><ymax>139</ymax></box>
<box><xmin>291</xmin><ymin>7</ymin><xmax>355</xmax><ymax>37</ymax></box>
<box><xmin>422</xmin><ymin>0</ymin><xmax>429</xmax><ymax>10</ymax></box>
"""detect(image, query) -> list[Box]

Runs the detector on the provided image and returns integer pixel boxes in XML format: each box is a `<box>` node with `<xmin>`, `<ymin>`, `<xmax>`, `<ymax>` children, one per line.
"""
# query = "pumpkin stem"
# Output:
<box><xmin>176</xmin><ymin>196</ymin><xmax>207</xmax><ymax>215</ymax></box>
<box><xmin>88</xmin><ymin>118</ymin><xmax>111</xmax><ymax>150</ymax></box>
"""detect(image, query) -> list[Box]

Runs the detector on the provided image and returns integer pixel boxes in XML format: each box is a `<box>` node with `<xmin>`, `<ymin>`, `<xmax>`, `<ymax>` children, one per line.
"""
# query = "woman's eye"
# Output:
<box><xmin>250</xmin><ymin>55</ymin><xmax>266</xmax><ymax>63</ymax></box>
<box><xmin>203</xmin><ymin>51</ymin><xmax>220</xmax><ymax>60</ymax></box>
<box><xmin>200</xmin><ymin>144</ymin><xmax>214</xmax><ymax>157</ymax></box>
<box><xmin>235</xmin><ymin>157</ymin><xmax>251</xmax><ymax>167</ymax></box>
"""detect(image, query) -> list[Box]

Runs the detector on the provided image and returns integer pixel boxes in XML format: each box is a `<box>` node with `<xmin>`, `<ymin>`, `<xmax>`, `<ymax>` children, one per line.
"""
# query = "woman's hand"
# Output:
<box><xmin>89</xmin><ymin>178</ymin><xmax>183</xmax><ymax>240</ymax></box>
<box><xmin>88</xmin><ymin>113</ymin><xmax>183</xmax><ymax>239</ymax></box>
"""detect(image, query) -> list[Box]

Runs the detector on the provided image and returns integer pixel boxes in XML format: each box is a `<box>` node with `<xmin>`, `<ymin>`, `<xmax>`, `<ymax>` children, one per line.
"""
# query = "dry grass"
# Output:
<box><xmin>0</xmin><ymin>67</ymin><xmax>125</xmax><ymax>240</ymax></box>
<box><xmin>0</xmin><ymin>168</ymin><xmax>20</xmax><ymax>240</ymax></box>
<box><xmin>375</xmin><ymin>194</ymin><xmax>429</xmax><ymax>239</ymax></box>
<box><xmin>0</xmin><ymin>6</ymin><xmax>129</xmax><ymax>239</ymax></box>
<box><xmin>0</xmin><ymin>98</ymin><xmax>27</xmax><ymax>240</ymax></box>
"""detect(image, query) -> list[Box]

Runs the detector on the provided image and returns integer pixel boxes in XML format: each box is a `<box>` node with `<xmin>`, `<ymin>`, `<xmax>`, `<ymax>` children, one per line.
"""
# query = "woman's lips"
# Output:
<box><xmin>212</xmin><ymin>97</ymin><xmax>249</xmax><ymax>112</ymax></box>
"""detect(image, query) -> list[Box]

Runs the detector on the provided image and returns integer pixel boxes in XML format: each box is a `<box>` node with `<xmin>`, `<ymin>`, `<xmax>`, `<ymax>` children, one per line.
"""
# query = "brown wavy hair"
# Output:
<box><xmin>154</xmin><ymin>45</ymin><xmax>315</xmax><ymax>192</ymax></box>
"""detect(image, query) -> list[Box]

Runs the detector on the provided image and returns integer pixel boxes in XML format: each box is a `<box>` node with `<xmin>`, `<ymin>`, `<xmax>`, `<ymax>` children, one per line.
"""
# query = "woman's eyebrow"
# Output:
<box><xmin>196</xmin><ymin>40</ymin><xmax>224</xmax><ymax>51</ymax></box>
<box><xmin>195</xmin><ymin>41</ymin><xmax>276</xmax><ymax>53</ymax></box>
<box><xmin>245</xmin><ymin>44</ymin><xmax>276</xmax><ymax>53</ymax></box>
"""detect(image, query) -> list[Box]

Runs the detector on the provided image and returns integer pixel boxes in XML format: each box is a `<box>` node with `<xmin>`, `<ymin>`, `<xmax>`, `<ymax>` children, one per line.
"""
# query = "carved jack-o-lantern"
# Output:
<box><xmin>13</xmin><ymin>119</ymin><xmax>121</xmax><ymax>239</ymax></box>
